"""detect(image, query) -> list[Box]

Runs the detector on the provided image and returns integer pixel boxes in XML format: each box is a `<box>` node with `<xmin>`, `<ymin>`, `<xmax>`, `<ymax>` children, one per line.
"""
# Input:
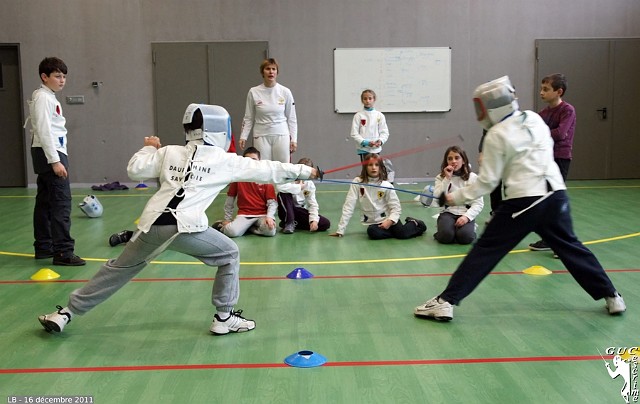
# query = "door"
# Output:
<box><xmin>535</xmin><ymin>39</ymin><xmax>613</xmax><ymax>180</ymax></box>
<box><xmin>535</xmin><ymin>38</ymin><xmax>640</xmax><ymax>180</ymax></box>
<box><xmin>152</xmin><ymin>42</ymin><xmax>268</xmax><ymax>149</ymax></box>
<box><xmin>610</xmin><ymin>39</ymin><xmax>640</xmax><ymax>178</ymax></box>
<box><xmin>209</xmin><ymin>42</ymin><xmax>268</xmax><ymax>144</ymax></box>
<box><xmin>152</xmin><ymin>43</ymin><xmax>210</xmax><ymax>146</ymax></box>
<box><xmin>0</xmin><ymin>44</ymin><xmax>26</xmax><ymax>187</ymax></box>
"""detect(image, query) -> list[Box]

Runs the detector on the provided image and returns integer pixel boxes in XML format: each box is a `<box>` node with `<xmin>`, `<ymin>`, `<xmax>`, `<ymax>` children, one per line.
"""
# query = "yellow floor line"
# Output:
<box><xmin>2</xmin><ymin>232</ymin><xmax>638</xmax><ymax>266</ymax></box>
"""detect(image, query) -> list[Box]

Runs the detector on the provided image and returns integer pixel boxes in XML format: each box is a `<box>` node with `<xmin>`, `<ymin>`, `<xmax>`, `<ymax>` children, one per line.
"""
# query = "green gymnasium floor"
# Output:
<box><xmin>1</xmin><ymin>180</ymin><xmax>638</xmax><ymax>404</ymax></box>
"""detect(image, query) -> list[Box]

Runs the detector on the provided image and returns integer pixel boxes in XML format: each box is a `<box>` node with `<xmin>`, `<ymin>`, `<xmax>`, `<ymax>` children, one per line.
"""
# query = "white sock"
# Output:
<box><xmin>217</xmin><ymin>311</ymin><xmax>230</xmax><ymax>320</ymax></box>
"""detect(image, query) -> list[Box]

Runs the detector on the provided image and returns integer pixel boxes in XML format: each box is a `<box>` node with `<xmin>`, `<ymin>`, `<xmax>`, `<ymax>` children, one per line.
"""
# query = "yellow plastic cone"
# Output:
<box><xmin>522</xmin><ymin>265</ymin><xmax>552</xmax><ymax>276</ymax></box>
<box><xmin>31</xmin><ymin>268</ymin><xmax>61</xmax><ymax>281</ymax></box>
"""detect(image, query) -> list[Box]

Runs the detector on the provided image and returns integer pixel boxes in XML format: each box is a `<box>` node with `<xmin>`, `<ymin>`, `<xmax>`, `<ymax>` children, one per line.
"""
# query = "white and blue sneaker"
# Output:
<box><xmin>38</xmin><ymin>305</ymin><xmax>73</xmax><ymax>332</ymax></box>
<box><xmin>210</xmin><ymin>310</ymin><xmax>256</xmax><ymax>335</ymax></box>
<box><xmin>414</xmin><ymin>296</ymin><xmax>453</xmax><ymax>321</ymax></box>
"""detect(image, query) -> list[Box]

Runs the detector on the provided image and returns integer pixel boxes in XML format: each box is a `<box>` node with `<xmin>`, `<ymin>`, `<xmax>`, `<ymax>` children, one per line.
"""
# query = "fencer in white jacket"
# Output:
<box><xmin>414</xmin><ymin>76</ymin><xmax>625</xmax><ymax>322</ymax></box>
<box><xmin>39</xmin><ymin>104</ymin><xmax>318</xmax><ymax>336</ymax></box>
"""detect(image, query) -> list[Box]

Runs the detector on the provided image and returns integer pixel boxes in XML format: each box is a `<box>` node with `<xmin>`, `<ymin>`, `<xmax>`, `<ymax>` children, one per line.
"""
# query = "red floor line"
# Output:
<box><xmin>1</xmin><ymin>268</ymin><xmax>638</xmax><ymax>284</ymax></box>
<box><xmin>0</xmin><ymin>355</ymin><xmax>611</xmax><ymax>375</ymax></box>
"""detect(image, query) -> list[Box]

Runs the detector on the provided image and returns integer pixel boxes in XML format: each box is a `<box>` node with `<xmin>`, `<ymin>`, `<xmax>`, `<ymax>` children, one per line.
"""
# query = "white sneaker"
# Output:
<box><xmin>605</xmin><ymin>293</ymin><xmax>626</xmax><ymax>315</ymax></box>
<box><xmin>414</xmin><ymin>296</ymin><xmax>453</xmax><ymax>321</ymax></box>
<box><xmin>210</xmin><ymin>310</ymin><xmax>256</xmax><ymax>335</ymax></box>
<box><xmin>38</xmin><ymin>305</ymin><xmax>72</xmax><ymax>332</ymax></box>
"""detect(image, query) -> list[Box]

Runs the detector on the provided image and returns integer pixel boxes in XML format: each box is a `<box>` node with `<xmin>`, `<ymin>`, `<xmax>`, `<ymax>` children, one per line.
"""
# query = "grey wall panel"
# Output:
<box><xmin>1</xmin><ymin>1</ymin><xmax>640</xmax><ymax>184</ymax></box>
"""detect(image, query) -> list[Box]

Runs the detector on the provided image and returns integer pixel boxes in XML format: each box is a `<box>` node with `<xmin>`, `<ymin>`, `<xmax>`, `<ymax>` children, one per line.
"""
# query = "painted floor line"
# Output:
<box><xmin>1</xmin><ymin>230</ymin><xmax>638</xmax><ymax>266</ymax></box>
<box><xmin>1</xmin><ymin>268</ymin><xmax>637</xmax><ymax>285</ymax></box>
<box><xmin>0</xmin><ymin>354</ymin><xmax>612</xmax><ymax>375</ymax></box>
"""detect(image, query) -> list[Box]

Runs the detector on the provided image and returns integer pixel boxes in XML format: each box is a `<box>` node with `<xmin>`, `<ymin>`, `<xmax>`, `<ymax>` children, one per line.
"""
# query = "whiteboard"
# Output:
<box><xmin>334</xmin><ymin>47</ymin><xmax>451</xmax><ymax>113</ymax></box>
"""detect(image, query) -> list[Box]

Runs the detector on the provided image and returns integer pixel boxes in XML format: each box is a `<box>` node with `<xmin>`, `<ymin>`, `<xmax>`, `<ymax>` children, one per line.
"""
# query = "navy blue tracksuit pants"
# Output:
<box><xmin>440</xmin><ymin>190</ymin><xmax>617</xmax><ymax>305</ymax></box>
<box><xmin>31</xmin><ymin>148</ymin><xmax>75</xmax><ymax>256</ymax></box>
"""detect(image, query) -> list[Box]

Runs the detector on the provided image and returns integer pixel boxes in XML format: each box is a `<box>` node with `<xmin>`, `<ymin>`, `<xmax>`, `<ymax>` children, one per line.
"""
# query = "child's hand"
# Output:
<box><xmin>455</xmin><ymin>216</ymin><xmax>470</xmax><ymax>228</ymax></box>
<box><xmin>378</xmin><ymin>219</ymin><xmax>393</xmax><ymax>230</ymax></box>
<box><xmin>443</xmin><ymin>164</ymin><xmax>454</xmax><ymax>179</ymax></box>
<box><xmin>144</xmin><ymin>136</ymin><xmax>162</xmax><ymax>149</ymax></box>
<box><xmin>329</xmin><ymin>232</ymin><xmax>343</xmax><ymax>237</ymax></box>
<box><xmin>309</xmin><ymin>221</ymin><xmax>318</xmax><ymax>232</ymax></box>
<box><xmin>52</xmin><ymin>162</ymin><xmax>68</xmax><ymax>179</ymax></box>
<box><xmin>265</xmin><ymin>217</ymin><xmax>276</xmax><ymax>230</ymax></box>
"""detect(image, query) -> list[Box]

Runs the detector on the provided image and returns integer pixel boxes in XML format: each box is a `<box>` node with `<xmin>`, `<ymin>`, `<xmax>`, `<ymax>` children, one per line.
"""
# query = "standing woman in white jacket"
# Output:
<box><xmin>239</xmin><ymin>58</ymin><xmax>297</xmax><ymax>163</ymax></box>
<box><xmin>433</xmin><ymin>146</ymin><xmax>484</xmax><ymax>244</ymax></box>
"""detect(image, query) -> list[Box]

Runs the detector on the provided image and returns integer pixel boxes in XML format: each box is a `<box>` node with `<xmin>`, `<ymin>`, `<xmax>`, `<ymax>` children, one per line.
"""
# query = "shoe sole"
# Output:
<box><xmin>414</xmin><ymin>312</ymin><xmax>453</xmax><ymax>322</ymax></box>
<box><xmin>52</xmin><ymin>261</ymin><xmax>86</xmax><ymax>266</ymax></box>
<box><xmin>210</xmin><ymin>326</ymin><xmax>254</xmax><ymax>335</ymax></box>
<box><xmin>607</xmin><ymin>305</ymin><xmax>626</xmax><ymax>315</ymax></box>
<box><xmin>38</xmin><ymin>316</ymin><xmax>62</xmax><ymax>332</ymax></box>
<box><xmin>528</xmin><ymin>246</ymin><xmax>551</xmax><ymax>251</ymax></box>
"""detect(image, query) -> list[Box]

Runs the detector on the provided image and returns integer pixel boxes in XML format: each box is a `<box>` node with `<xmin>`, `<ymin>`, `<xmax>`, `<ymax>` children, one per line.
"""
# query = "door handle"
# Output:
<box><xmin>597</xmin><ymin>107</ymin><xmax>607</xmax><ymax>120</ymax></box>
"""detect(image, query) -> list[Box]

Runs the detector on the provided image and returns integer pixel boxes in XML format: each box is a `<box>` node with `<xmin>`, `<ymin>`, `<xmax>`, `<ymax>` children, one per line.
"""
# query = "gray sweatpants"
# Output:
<box><xmin>68</xmin><ymin>225</ymin><xmax>240</xmax><ymax>315</ymax></box>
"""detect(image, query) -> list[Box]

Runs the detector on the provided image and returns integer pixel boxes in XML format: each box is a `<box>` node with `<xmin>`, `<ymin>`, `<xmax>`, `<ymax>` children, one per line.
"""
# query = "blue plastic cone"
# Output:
<box><xmin>284</xmin><ymin>350</ymin><xmax>327</xmax><ymax>368</ymax></box>
<box><xmin>286</xmin><ymin>267</ymin><xmax>314</xmax><ymax>279</ymax></box>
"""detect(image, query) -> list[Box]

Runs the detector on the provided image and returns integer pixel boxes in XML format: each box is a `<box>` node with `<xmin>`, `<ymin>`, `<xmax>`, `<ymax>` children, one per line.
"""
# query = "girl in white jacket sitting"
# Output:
<box><xmin>330</xmin><ymin>153</ymin><xmax>426</xmax><ymax>240</ymax></box>
<box><xmin>433</xmin><ymin>146</ymin><xmax>484</xmax><ymax>244</ymax></box>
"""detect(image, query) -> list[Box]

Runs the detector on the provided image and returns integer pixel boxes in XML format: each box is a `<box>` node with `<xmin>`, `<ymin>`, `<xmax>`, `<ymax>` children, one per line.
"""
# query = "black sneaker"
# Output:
<box><xmin>109</xmin><ymin>230</ymin><xmax>134</xmax><ymax>247</ymax></box>
<box><xmin>52</xmin><ymin>254</ymin><xmax>86</xmax><ymax>266</ymax></box>
<box><xmin>211</xmin><ymin>221</ymin><xmax>225</xmax><ymax>232</ymax></box>
<box><xmin>528</xmin><ymin>240</ymin><xmax>550</xmax><ymax>251</ymax></box>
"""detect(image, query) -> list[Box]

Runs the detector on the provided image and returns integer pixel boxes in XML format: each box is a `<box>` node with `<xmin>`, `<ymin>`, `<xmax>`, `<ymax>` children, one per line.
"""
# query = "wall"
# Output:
<box><xmin>1</xmin><ymin>0</ymin><xmax>640</xmax><ymax>185</ymax></box>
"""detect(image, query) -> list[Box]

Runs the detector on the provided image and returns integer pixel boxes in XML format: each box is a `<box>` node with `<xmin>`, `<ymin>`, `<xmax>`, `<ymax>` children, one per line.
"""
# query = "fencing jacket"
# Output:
<box><xmin>27</xmin><ymin>85</ymin><xmax>68</xmax><ymax>163</ymax></box>
<box><xmin>350</xmin><ymin>109</ymin><xmax>389</xmax><ymax>155</ymax></box>
<box><xmin>434</xmin><ymin>172</ymin><xmax>484</xmax><ymax>220</ymax></box>
<box><xmin>450</xmin><ymin>110</ymin><xmax>566</xmax><ymax>206</ymax></box>
<box><xmin>127</xmin><ymin>142</ymin><xmax>312</xmax><ymax>233</ymax></box>
<box><xmin>276</xmin><ymin>180</ymin><xmax>321</xmax><ymax>223</ymax></box>
<box><xmin>336</xmin><ymin>177</ymin><xmax>400</xmax><ymax>234</ymax></box>
<box><xmin>240</xmin><ymin>83</ymin><xmax>297</xmax><ymax>142</ymax></box>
